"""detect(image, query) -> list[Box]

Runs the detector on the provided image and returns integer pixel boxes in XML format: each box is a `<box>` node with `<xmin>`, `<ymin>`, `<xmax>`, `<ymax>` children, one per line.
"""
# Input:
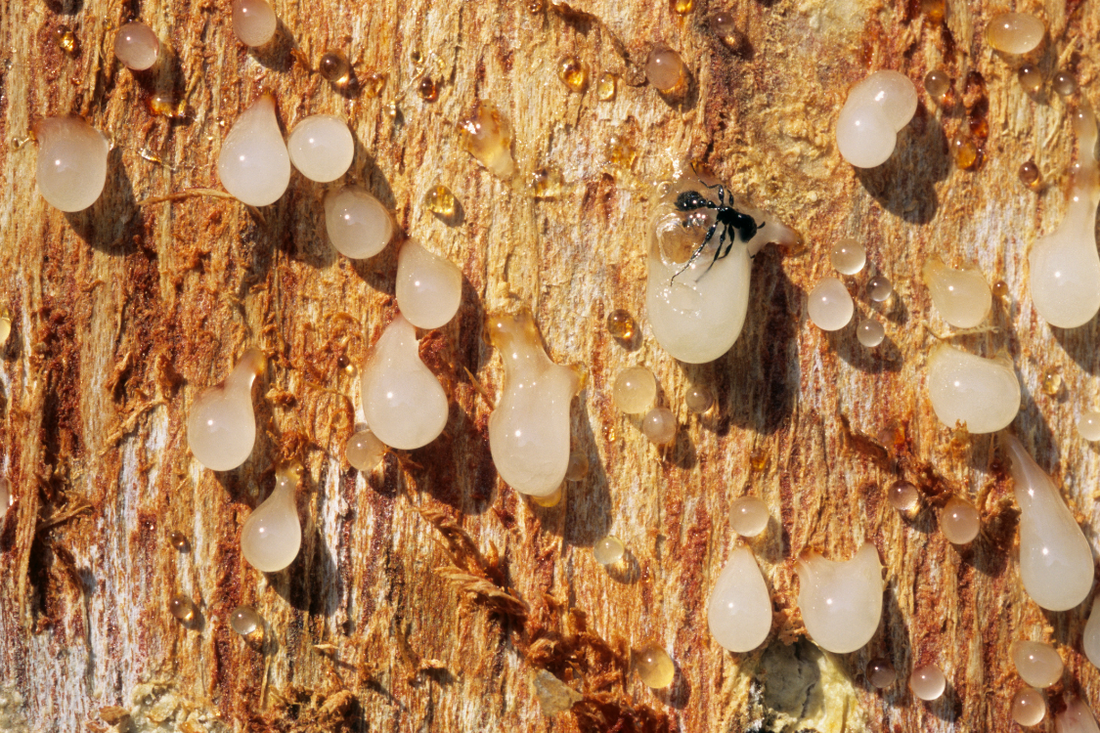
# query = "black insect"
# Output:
<box><xmin>670</xmin><ymin>179</ymin><xmax>764</xmax><ymax>283</ymax></box>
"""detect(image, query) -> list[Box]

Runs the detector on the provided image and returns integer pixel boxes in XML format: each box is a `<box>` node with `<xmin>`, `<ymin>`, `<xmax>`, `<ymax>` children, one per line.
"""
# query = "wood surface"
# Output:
<box><xmin>3</xmin><ymin>0</ymin><xmax>1100</xmax><ymax>730</ymax></box>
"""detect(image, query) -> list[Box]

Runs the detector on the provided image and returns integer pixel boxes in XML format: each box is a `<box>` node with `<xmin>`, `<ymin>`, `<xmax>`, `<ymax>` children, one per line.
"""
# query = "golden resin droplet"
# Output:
<box><xmin>230</xmin><ymin>605</ymin><xmax>264</xmax><ymax>638</ymax></box>
<box><xmin>1041</xmin><ymin>367</ymin><xmax>1063</xmax><ymax>396</ymax></box>
<box><xmin>670</xmin><ymin>0</ymin><xmax>692</xmax><ymax>14</ymax></box>
<box><xmin>910</xmin><ymin>665</ymin><xmax>946</xmax><ymax>700</ymax></box>
<box><xmin>169</xmin><ymin>530</ymin><xmax>191</xmax><ymax>552</ymax></box>
<box><xmin>992</xmin><ymin>280</ymin><xmax>1010</xmax><ymax>298</ymax></box>
<box><xmin>1012</xmin><ymin>640</ymin><xmax>1063</xmax><ymax>688</ymax></box>
<box><xmin>612</xmin><ymin>367</ymin><xmax>657</xmax><ymax>414</ymax></box>
<box><xmin>1078</xmin><ymin>411</ymin><xmax>1100</xmax><ymax>441</ymax></box>
<box><xmin>423</xmin><ymin>185</ymin><xmax>457</xmax><ymax>219</ymax></box>
<box><xmin>55</xmin><ymin>26</ymin><xmax>79</xmax><ymax>56</ymax></box>
<box><xmin>924</xmin><ymin>69</ymin><xmax>950</xmax><ymax>103</ymax></box>
<box><xmin>708</xmin><ymin>12</ymin><xmax>744</xmax><ymax>51</ymax></box>
<box><xmin>558</xmin><ymin>57</ymin><xmax>588</xmax><ymax>92</ymax></box>
<box><xmin>0</xmin><ymin>307</ymin><xmax>12</xmax><ymax>348</ymax></box>
<box><xmin>1019</xmin><ymin>65</ymin><xmax>1043</xmax><ymax>93</ymax></box>
<box><xmin>217</xmin><ymin>93</ymin><xmax>291</xmax><ymax>207</ymax></box>
<box><xmin>241</xmin><ymin>463</ymin><xmax>303</xmax><ymax>573</ymax></box>
<box><xmin>594</xmin><ymin>535</ymin><xmax>625</xmax><ymax>564</ymax></box>
<box><xmin>319</xmin><ymin>51</ymin><xmax>351</xmax><ymax>83</ymax></box>
<box><xmin>232</xmin><ymin>0</ymin><xmax>277</xmax><ymax>47</ymax></box>
<box><xmin>345</xmin><ymin>428</ymin><xmax>385</xmax><ymax>471</ymax></box>
<box><xmin>645</xmin><ymin>45</ymin><xmax>688</xmax><ymax>94</ymax></box>
<box><xmin>707</xmin><ymin>546</ymin><xmax>772</xmax><ymax>652</ymax></box>
<box><xmin>952</xmin><ymin>137</ymin><xmax>981</xmax><ymax>170</ymax></box>
<box><xmin>530</xmin><ymin>486</ymin><xmax>563</xmax><ymax>507</ymax></box>
<box><xmin>633</xmin><ymin>644</ymin><xmax>675</xmax><ymax>688</ymax></box>
<box><xmin>362</xmin><ymin>71</ymin><xmax>386</xmax><ymax>98</ymax></box>
<box><xmin>186</xmin><ymin>349</ymin><xmax>265</xmax><ymax>471</ymax></box>
<box><xmin>596</xmin><ymin>72</ymin><xmax>617</xmax><ymax>101</ymax></box>
<box><xmin>395</xmin><ymin>240</ymin><xmax>463</xmax><ymax>330</ymax></box>
<box><xmin>417</xmin><ymin>77</ymin><xmax>439</xmax><ymax>102</ymax></box>
<box><xmin>606</xmin><ymin>309</ymin><xmax>636</xmax><ymax>342</ymax></box>
<box><xmin>986</xmin><ymin>12</ymin><xmax>1045</xmax><ymax>55</ymax></box>
<box><xmin>34</xmin><ymin>115</ymin><xmax>109</xmax><ymax>212</ymax></box>
<box><xmin>1019</xmin><ymin>159</ymin><xmax>1042</xmax><ymax>189</ymax></box>
<box><xmin>605</xmin><ymin>133</ymin><xmax>637</xmax><ymax>168</ymax></box>
<box><xmin>169</xmin><ymin>594</ymin><xmax>197</xmax><ymax>623</ymax></box>
<box><xmin>458</xmin><ymin>102</ymin><xmax>515</xmax><ymax>180</ymax></box>
<box><xmin>565</xmin><ymin>451</ymin><xmax>589</xmax><ymax>481</ymax></box>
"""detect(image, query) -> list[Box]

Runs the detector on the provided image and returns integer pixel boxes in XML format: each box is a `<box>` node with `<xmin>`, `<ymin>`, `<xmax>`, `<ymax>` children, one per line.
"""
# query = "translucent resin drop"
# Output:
<box><xmin>169</xmin><ymin>595</ymin><xmax>197</xmax><ymax>622</ymax></box>
<box><xmin>910</xmin><ymin>665</ymin><xmax>946</xmax><ymax>701</ymax></box>
<box><xmin>458</xmin><ymin>102</ymin><xmax>515</xmax><ymax>180</ymax></box>
<box><xmin>729</xmin><ymin>496</ymin><xmax>769</xmax><ymax>537</ymax></box>
<box><xmin>1083</xmin><ymin>596</ymin><xmax>1100</xmax><ymax>668</ymax></box>
<box><xmin>0</xmin><ymin>477</ymin><xmax>10</xmax><ymax>519</ymax></box>
<box><xmin>830</xmin><ymin>238</ymin><xmax>866</xmax><ymax>275</ymax></box>
<box><xmin>360</xmin><ymin>315</ymin><xmax>448</xmax><ymax>450</ymax></box>
<box><xmin>926</xmin><ymin>344</ymin><xmax>1020</xmax><ymax>433</ymax></box>
<box><xmin>186</xmin><ymin>349</ymin><xmax>264</xmax><ymax>471</ymax></box>
<box><xmin>324</xmin><ymin>187</ymin><xmax>395</xmax><ymax>259</ymax></box>
<box><xmin>34</xmin><ymin>116</ymin><xmax>109</xmax><ymax>212</ymax></box>
<box><xmin>685</xmin><ymin>385</ymin><xmax>714</xmax><ymax>413</ymax></box>
<box><xmin>888</xmin><ymin>480</ymin><xmax>919</xmax><ymax>511</ymax></box>
<box><xmin>941</xmin><ymin>496</ymin><xmax>980</xmax><ymax>545</ymax></box>
<box><xmin>395</xmin><ymin>241</ymin><xmax>463</xmax><ymax>329</ymax></box>
<box><xmin>1012</xmin><ymin>688</ymin><xmax>1047</xmax><ymax>726</ymax></box>
<box><xmin>232</xmin><ymin>0</ymin><xmax>277</xmax><ymax>47</ymax></box>
<box><xmin>230</xmin><ymin>605</ymin><xmax>264</xmax><ymax>637</ymax></box>
<box><xmin>868</xmin><ymin>658</ymin><xmax>897</xmax><ymax>688</ymax></box>
<box><xmin>1077</xmin><ymin>411</ymin><xmax>1100</xmax><ymax>441</ymax></box>
<box><xmin>217</xmin><ymin>93</ymin><xmax>290</xmax><ymax>207</ymax></box>
<box><xmin>857</xmin><ymin>320</ymin><xmax>885</xmax><ymax>347</ymax></box>
<box><xmin>241</xmin><ymin>464</ymin><xmax>302</xmax><ymax>573</ymax></box>
<box><xmin>612</xmin><ymin>367</ymin><xmax>657</xmax><ymax>414</ymax></box>
<box><xmin>986</xmin><ymin>13</ymin><xmax>1045</xmax><ymax>54</ymax></box>
<box><xmin>1012</xmin><ymin>641</ymin><xmax>1063</xmax><ymax>688</ymax></box>
<box><xmin>641</xmin><ymin>407</ymin><xmax>677</xmax><ymax>445</ymax></box>
<box><xmin>286</xmin><ymin>115</ymin><xmax>354</xmax><ymax>183</ymax></box>
<box><xmin>846</xmin><ymin>71</ymin><xmax>918</xmax><ymax>132</ymax></box>
<box><xmin>487</xmin><ymin>312</ymin><xmax>581</xmax><ymax>497</ymax></box>
<box><xmin>808</xmin><ymin>277</ymin><xmax>854</xmax><ymax>331</ymax></box>
<box><xmin>707</xmin><ymin>547</ymin><xmax>772</xmax><ymax>652</ymax></box>
<box><xmin>114</xmin><ymin>22</ymin><xmax>159</xmax><ymax>70</ymax></box>
<box><xmin>1029</xmin><ymin>106</ymin><xmax>1100</xmax><ymax>328</ymax></box>
<box><xmin>795</xmin><ymin>543</ymin><xmax>883</xmax><ymax>654</ymax></box>
<box><xmin>644</xmin><ymin>45</ymin><xmax>688</xmax><ymax>93</ymax></box>
<box><xmin>594</xmin><ymin>536</ymin><xmax>625</xmax><ymax>565</ymax></box>
<box><xmin>922</xmin><ymin>256</ymin><xmax>992</xmax><ymax>328</ymax></box>
<box><xmin>836</xmin><ymin>103</ymin><xmax>895</xmax><ymax>168</ymax></box>
<box><xmin>1004</xmin><ymin>434</ymin><xmax>1094</xmax><ymax>611</ymax></box>
<box><xmin>1057</xmin><ymin>699</ymin><xmax>1100</xmax><ymax>733</ymax></box>
<box><xmin>633</xmin><ymin>644</ymin><xmax>675</xmax><ymax>688</ymax></box>
<box><xmin>345</xmin><ymin>428</ymin><xmax>385</xmax><ymax>471</ymax></box>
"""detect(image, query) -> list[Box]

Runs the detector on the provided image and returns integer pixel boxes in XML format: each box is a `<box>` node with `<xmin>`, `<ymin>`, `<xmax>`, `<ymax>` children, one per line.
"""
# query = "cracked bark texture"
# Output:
<box><xmin>2</xmin><ymin>0</ymin><xmax>1100</xmax><ymax>730</ymax></box>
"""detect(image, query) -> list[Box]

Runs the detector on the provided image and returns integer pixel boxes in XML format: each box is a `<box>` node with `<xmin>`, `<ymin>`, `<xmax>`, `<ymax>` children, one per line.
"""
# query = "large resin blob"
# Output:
<box><xmin>487</xmin><ymin>311</ymin><xmax>581</xmax><ymax>497</ymax></box>
<box><xmin>707</xmin><ymin>547</ymin><xmax>772</xmax><ymax>653</ymax></box>
<box><xmin>795</xmin><ymin>543</ymin><xmax>883</xmax><ymax>654</ymax></box>
<box><xmin>926</xmin><ymin>344</ymin><xmax>1020</xmax><ymax>433</ymax></box>
<box><xmin>1057</xmin><ymin>699</ymin><xmax>1100</xmax><ymax>733</ymax></box>
<box><xmin>34</xmin><ymin>116</ymin><xmax>109</xmax><ymax>212</ymax></box>
<box><xmin>241</xmin><ymin>464</ymin><xmax>302</xmax><ymax>572</ymax></box>
<box><xmin>231</xmin><ymin>0</ymin><xmax>277</xmax><ymax>47</ymax></box>
<box><xmin>646</xmin><ymin>169</ymin><xmax>797</xmax><ymax>363</ymax></box>
<box><xmin>287</xmin><ymin>114</ymin><xmax>354</xmax><ymax>183</ymax></box>
<box><xmin>836</xmin><ymin>71</ymin><xmax>917</xmax><ymax>168</ymax></box>
<box><xmin>1004</xmin><ymin>434</ymin><xmax>1094</xmax><ymax>611</ymax></box>
<box><xmin>395</xmin><ymin>241</ymin><xmax>463</xmax><ymax>329</ymax></box>
<box><xmin>324</xmin><ymin>187</ymin><xmax>394</xmax><ymax>259</ymax></box>
<box><xmin>217</xmin><ymin>93</ymin><xmax>291</xmax><ymax>207</ymax></box>
<box><xmin>360</xmin><ymin>315</ymin><xmax>448</xmax><ymax>450</ymax></box>
<box><xmin>922</xmin><ymin>256</ymin><xmax>992</xmax><ymax>328</ymax></box>
<box><xmin>1012</xmin><ymin>640</ymin><xmax>1064</xmax><ymax>688</ymax></box>
<box><xmin>1084</xmin><ymin>597</ymin><xmax>1100</xmax><ymax>668</ymax></box>
<box><xmin>1029</xmin><ymin>105</ymin><xmax>1100</xmax><ymax>328</ymax></box>
<box><xmin>187</xmin><ymin>349</ymin><xmax>265</xmax><ymax>471</ymax></box>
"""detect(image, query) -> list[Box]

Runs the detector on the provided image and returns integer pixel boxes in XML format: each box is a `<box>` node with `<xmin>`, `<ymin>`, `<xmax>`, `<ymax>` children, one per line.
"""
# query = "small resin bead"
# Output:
<box><xmin>1012</xmin><ymin>641</ymin><xmax>1063</xmax><ymax>688</ymax></box>
<box><xmin>868</xmin><ymin>275</ymin><xmax>893</xmax><ymax>302</ymax></box>
<box><xmin>230</xmin><ymin>606</ymin><xmax>263</xmax><ymax>636</ymax></box>
<box><xmin>114</xmin><ymin>22</ymin><xmax>159</xmax><ymax>71</ymax></box>
<box><xmin>319</xmin><ymin>51</ymin><xmax>351</xmax><ymax>83</ymax></box>
<box><xmin>644</xmin><ymin>45</ymin><xmax>687</xmax><ymax>93</ymax></box>
<box><xmin>324</xmin><ymin>187</ymin><xmax>394</xmax><ymax>259</ymax></box>
<box><xmin>868</xmin><ymin>658</ymin><xmax>897</xmax><ymax>688</ymax></box>
<box><xmin>925</xmin><ymin>69</ymin><xmax>950</xmax><ymax>102</ymax></box>
<box><xmin>634</xmin><ymin>644</ymin><xmax>675</xmax><ymax>688</ymax></box>
<box><xmin>888</xmin><ymin>480</ymin><xmax>919</xmax><ymax>511</ymax></box>
<box><xmin>1019</xmin><ymin>160</ymin><xmax>1041</xmax><ymax>189</ymax></box>
<box><xmin>986</xmin><ymin>13</ymin><xmax>1045</xmax><ymax>55</ymax></box>
<box><xmin>565</xmin><ymin>451</ymin><xmax>589</xmax><ymax>481</ymax></box>
<box><xmin>685</xmin><ymin>386</ymin><xmax>714</xmax><ymax>413</ymax></box>
<box><xmin>232</xmin><ymin>0</ymin><xmax>277</xmax><ymax>47</ymax></box>
<box><xmin>808</xmin><ymin>277</ymin><xmax>854</xmax><ymax>331</ymax></box>
<box><xmin>729</xmin><ymin>496</ymin><xmax>769</xmax><ymax>537</ymax></box>
<box><xmin>287</xmin><ymin>115</ymin><xmax>354</xmax><ymax>183</ymax></box>
<box><xmin>1018</xmin><ymin>65</ymin><xmax>1042</xmax><ymax>93</ymax></box>
<box><xmin>1078</xmin><ymin>411</ymin><xmax>1100</xmax><ymax>441</ymax></box>
<box><xmin>612</xmin><ymin>367</ymin><xmax>657</xmax><ymax>414</ymax></box>
<box><xmin>346</xmin><ymin>428</ymin><xmax>385</xmax><ymax>471</ymax></box>
<box><xmin>857</xmin><ymin>320</ymin><xmax>885</xmax><ymax>347</ymax></box>
<box><xmin>607</xmin><ymin>309</ymin><xmax>637</xmax><ymax>342</ymax></box>
<box><xmin>641</xmin><ymin>407</ymin><xmax>677</xmax><ymax>445</ymax></box>
<box><xmin>169</xmin><ymin>530</ymin><xmax>191</xmax><ymax>552</ymax></box>
<box><xmin>910</xmin><ymin>665</ymin><xmax>946</xmax><ymax>701</ymax></box>
<box><xmin>830</xmin><ymin>238</ymin><xmax>866</xmax><ymax>275</ymax></box>
<box><xmin>941</xmin><ymin>496</ymin><xmax>980</xmax><ymax>544</ymax></box>
<box><xmin>169</xmin><ymin>595</ymin><xmax>197</xmax><ymax>623</ymax></box>
<box><xmin>1011</xmin><ymin>688</ymin><xmax>1046</xmax><ymax>726</ymax></box>
<box><xmin>1052</xmin><ymin>72</ymin><xmax>1076</xmax><ymax>96</ymax></box>
<box><xmin>594</xmin><ymin>535</ymin><xmax>625</xmax><ymax>565</ymax></box>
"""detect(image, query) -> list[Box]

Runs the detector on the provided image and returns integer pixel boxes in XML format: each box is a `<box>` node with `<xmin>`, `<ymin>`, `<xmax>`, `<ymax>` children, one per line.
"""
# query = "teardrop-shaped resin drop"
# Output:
<box><xmin>241</xmin><ymin>464</ymin><xmax>302</xmax><ymax>572</ymax></box>
<box><xmin>1057</xmin><ymin>698</ymin><xmax>1100</xmax><ymax>733</ymax></box>
<box><xmin>1029</xmin><ymin>105</ymin><xmax>1100</xmax><ymax>329</ymax></box>
<box><xmin>187</xmin><ymin>349</ymin><xmax>265</xmax><ymax>471</ymax></box>
<box><xmin>986</xmin><ymin>12</ymin><xmax>1045</xmax><ymax>55</ymax></box>
<box><xmin>926</xmin><ymin>344</ymin><xmax>1020</xmax><ymax>433</ymax></box>
<box><xmin>922</xmin><ymin>256</ymin><xmax>993</xmax><ymax>328</ymax></box>
<box><xmin>795</xmin><ymin>543</ymin><xmax>883</xmax><ymax>654</ymax></box>
<box><xmin>836</xmin><ymin>102</ymin><xmax>897</xmax><ymax>168</ymax></box>
<box><xmin>487</xmin><ymin>311</ymin><xmax>582</xmax><ymax>497</ymax></box>
<box><xmin>232</xmin><ymin>0</ymin><xmax>277</xmax><ymax>47</ymax></box>
<box><xmin>846</xmin><ymin>71</ymin><xmax>918</xmax><ymax>132</ymax></box>
<box><xmin>324</xmin><ymin>186</ymin><xmax>395</xmax><ymax>259</ymax></box>
<box><xmin>395</xmin><ymin>241</ymin><xmax>463</xmax><ymax>329</ymax></box>
<box><xmin>360</xmin><ymin>315</ymin><xmax>448</xmax><ymax>450</ymax></box>
<box><xmin>1004</xmin><ymin>434</ymin><xmax>1094</xmax><ymax>611</ymax></box>
<box><xmin>217</xmin><ymin>93</ymin><xmax>291</xmax><ymax>207</ymax></box>
<box><xmin>707</xmin><ymin>547</ymin><xmax>772</xmax><ymax>652</ymax></box>
<box><xmin>286</xmin><ymin>114</ymin><xmax>354</xmax><ymax>183</ymax></box>
<box><xmin>1012</xmin><ymin>640</ymin><xmax>1063</xmax><ymax>688</ymax></box>
<box><xmin>1083</xmin><ymin>596</ymin><xmax>1100</xmax><ymax>668</ymax></box>
<box><xmin>34</xmin><ymin>116</ymin><xmax>109</xmax><ymax>212</ymax></box>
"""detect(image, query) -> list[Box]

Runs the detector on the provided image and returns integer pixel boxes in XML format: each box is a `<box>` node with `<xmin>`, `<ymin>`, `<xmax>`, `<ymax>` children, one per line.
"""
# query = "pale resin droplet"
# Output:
<box><xmin>926</xmin><ymin>344</ymin><xmax>1020</xmax><ymax>433</ymax></box>
<box><xmin>286</xmin><ymin>115</ymin><xmax>353</xmax><ymax>183</ymax></box>
<box><xmin>324</xmin><ymin>187</ymin><xmax>394</xmax><ymax>260</ymax></box>
<box><xmin>230</xmin><ymin>605</ymin><xmax>263</xmax><ymax>636</ymax></box>
<box><xmin>986</xmin><ymin>13</ymin><xmax>1045</xmax><ymax>55</ymax></box>
<box><xmin>634</xmin><ymin>644</ymin><xmax>675</xmax><ymax>688</ymax></box>
<box><xmin>34</xmin><ymin>116</ymin><xmax>109</xmax><ymax>212</ymax></box>
<box><xmin>730</xmin><ymin>497</ymin><xmax>769</xmax><ymax>537</ymax></box>
<box><xmin>114</xmin><ymin>22</ymin><xmax>159</xmax><ymax>71</ymax></box>
<box><xmin>169</xmin><ymin>595</ymin><xmax>197</xmax><ymax>622</ymax></box>
<box><xmin>644</xmin><ymin>45</ymin><xmax>688</xmax><ymax>93</ymax></box>
<box><xmin>868</xmin><ymin>658</ymin><xmax>897</xmax><ymax>688</ymax></box>
<box><xmin>345</xmin><ymin>428</ymin><xmax>385</xmax><ymax>471</ymax></box>
<box><xmin>361</xmin><ymin>315</ymin><xmax>448</xmax><ymax>450</ymax></box>
<box><xmin>1053</xmin><ymin>72</ymin><xmax>1077</xmax><ymax>97</ymax></box>
<box><xmin>1083</xmin><ymin>596</ymin><xmax>1100</xmax><ymax>668</ymax></box>
<box><xmin>612</xmin><ymin>367</ymin><xmax>657</xmax><ymax>414</ymax></box>
<box><xmin>187</xmin><ymin>349</ymin><xmax>264</xmax><ymax>471</ymax></box>
<box><xmin>395</xmin><ymin>241</ymin><xmax>463</xmax><ymax>329</ymax></box>
<box><xmin>808</xmin><ymin>277</ymin><xmax>854</xmax><ymax>331</ymax></box>
<box><xmin>846</xmin><ymin>71</ymin><xmax>918</xmax><ymax>132</ymax></box>
<box><xmin>857</xmin><ymin>320</ymin><xmax>885</xmax><ymax>347</ymax></box>
<box><xmin>1056</xmin><ymin>698</ymin><xmax>1100</xmax><ymax>733</ymax></box>
<box><xmin>487</xmin><ymin>312</ymin><xmax>581</xmax><ymax>497</ymax></box>
<box><xmin>1012</xmin><ymin>688</ymin><xmax>1047</xmax><ymax>726</ymax></box>
<box><xmin>641</xmin><ymin>407</ymin><xmax>677</xmax><ymax>445</ymax></box>
<box><xmin>594</xmin><ymin>535</ymin><xmax>625</xmax><ymax>565</ymax></box>
<box><xmin>1012</xmin><ymin>641</ymin><xmax>1063</xmax><ymax>688</ymax></box>
<box><xmin>868</xmin><ymin>275</ymin><xmax>893</xmax><ymax>302</ymax></box>
<box><xmin>217</xmin><ymin>93</ymin><xmax>290</xmax><ymax>207</ymax></box>
<box><xmin>530</xmin><ymin>487</ymin><xmax>563</xmax><ymax>508</ymax></box>
<box><xmin>458</xmin><ymin>102</ymin><xmax>515</xmax><ymax>180</ymax></box>
<box><xmin>241</xmin><ymin>464</ymin><xmax>302</xmax><ymax>573</ymax></box>
<box><xmin>565</xmin><ymin>451</ymin><xmax>589</xmax><ymax>481</ymax></box>
<box><xmin>232</xmin><ymin>0</ymin><xmax>277</xmax><ymax>47</ymax></box>
<box><xmin>831</xmin><ymin>238</ymin><xmax>866</xmax><ymax>275</ymax></box>
<box><xmin>910</xmin><ymin>665</ymin><xmax>946</xmax><ymax>701</ymax></box>
<box><xmin>1029</xmin><ymin>105</ymin><xmax>1100</xmax><ymax>328</ymax></box>
<box><xmin>685</xmin><ymin>385</ymin><xmax>714</xmax><ymax>413</ymax></box>
<box><xmin>1004</xmin><ymin>433</ymin><xmax>1094</xmax><ymax>611</ymax></box>
<box><xmin>888</xmin><ymin>480</ymin><xmax>919</xmax><ymax>511</ymax></box>
<box><xmin>707</xmin><ymin>547</ymin><xmax>772</xmax><ymax>652</ymax></box>
<box><xmin>795</xmin><ymin>543</ymin><xmax>883</xmax><ymax>654</ymax></box>
<box><xmin>922</xmin><ymin>256</ymin><xmax>992</xmax><ymax>328</ymax></box>
<box><xmin>836</xmin><ymin>102</ymin><xmax>896</xmax><ymax>168</ymax></box>
<box><xmin>941</xmin><ymin>496</ymin><xmax>980</xmax><ymax>545</ymax></box>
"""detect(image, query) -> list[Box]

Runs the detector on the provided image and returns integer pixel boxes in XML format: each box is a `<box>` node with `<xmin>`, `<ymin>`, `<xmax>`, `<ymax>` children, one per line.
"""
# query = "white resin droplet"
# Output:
<box><xmin>232</xmin><ymin>0</ymin><xmax>277</xmax><ymax>47</ymax></box>
<box><xmin>241</xmin><ymin>464</ymin><xmax>302</xmax><ymax>573</ymax></box>
<box><xmin>395</xmin><ymin>241</ymin><xmax>463</xmax><ymax>329</ymax></box>
<box><xmin>808</xmin><ymin>277</ymin><xmax>854</xmax><ymax>331</ymax></box>
<box><xmin>1029</xmin><ymin>105</ymin><xmax>1100</xmax><ymax>329</ymax></box>
<box><xmin>217</xmin><ymin>93</ymin><xmax>290</xmax><ymax>207</ymax></box>
<box><xmin>707</xmin><ymin>547</ymin><xmax>772</xmax><ymax>653</ymax></box>
<box><xmin>360</xmin><ymin>315</ymin><xmax>448</xmax><ymax>450</ymax></box>
<box><xmin>612</xmin><ymin>367</ymin><xmax>657</xmax><ymax>414</ymax></box>
<box><xmin>1012</xmin><ymin>641</ymin><xmax>1063</xmax><ymax>688</ymax></box>
<box><xmin>34</xmin><ymin>116</ymin><xmax>109</xmax><ymax>212</ymax></box>
<box><xmin>1057</xmin><ymin>698</ymin><xmax>1100</xmax><ymax>733</ymax></box>
<box><xmin>114</xmin><ymin>22</ymin><xmax>160</xmax><ymax>71</ymax></box>
<box><xmin>910</xmin><ymin>665</ymin><xmax>947</xmax><ymax>701</ymax></box>
<box><xmin>729</xmin><ymin>496</ymin><xmax>769</xmax><ymax>537</ymax></box>
<box><xmin>795</xmin><ymin>543</ymin><xmax>883</xmax><ymax>654</ymax></box>
<box><xmin>846</xmin><ymin>71</ymin><xmax>918</xmax><ymax>132</ymax></box>
<box><xmin>830</xmin><ymin>238</ymin><xmax>866</xmax><ymax>275</ymax></box>
<box><xmin>857</xmin><ymin>319</ymin><xmax>885</xmax><ymax>347</ymax></box>
<box><xmin>1004</xmin><ymin>434</ymin><xmax>1094</xmax><ymax>611</ymax></box>
<box><xmin>1077</xmin><ymin>411</ymin><xmax>1100</xmax><ymax>441</ymax></box>
<box><xmin>324</xmin><ymin>186</ymin><xmax>394</xmax><ymax>259</ymax></box>
<box><xmin>836</xmin><ymin>102</ymin><xmax>896</xmax><ymax>169</ymax></box>
<box><xmin>1083</xmin><ymin>596</ymin><xmax>1100</xmax><ymax>668</ymax></box>
<box><xmin>287</xmin><ymin>115</ymin><xmax>354</xmax><ymax>183</ymax></box>
<box><xmin>187</xmin><ymin>349</ymin><xmax>264</xmax><ymax>471</ymax></box>
<box><xmin>922</xmin><ymin>256</ymin><xmax>992</xmax><ymax>328</ymax></box>
<box><xmin>926</xmin><ymin>344</ymin><xmax>1020</xmax><ymax>433</ymax></box>
<box><xmin>487</xmin><ymin>312</ymin><xmax>581</xmax><ymax>497</ymax></box>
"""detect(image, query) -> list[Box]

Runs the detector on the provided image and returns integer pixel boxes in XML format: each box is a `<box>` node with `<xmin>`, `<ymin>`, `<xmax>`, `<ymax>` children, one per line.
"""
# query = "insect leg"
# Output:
<box><xmin>671</xmin><ymin>221</ymin><xmax>720</xmax><ymax>283</ymax></box>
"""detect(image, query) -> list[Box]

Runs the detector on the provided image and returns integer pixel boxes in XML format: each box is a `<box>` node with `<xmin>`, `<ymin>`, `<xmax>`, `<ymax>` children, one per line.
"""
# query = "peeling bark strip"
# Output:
<box><xmin>3</xmin><ymin>0</ymin><xmax>1100</xmax><ymax>731</ymax></box>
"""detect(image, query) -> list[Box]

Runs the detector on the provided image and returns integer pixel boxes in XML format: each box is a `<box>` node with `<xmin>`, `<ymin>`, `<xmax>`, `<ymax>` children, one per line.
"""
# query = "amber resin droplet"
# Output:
<box><xmin>993</xmin><ymin>280</ymin><xmax>1010</xmax><ymax>298</ymax></box>
<box><xmin>888</xmin><ymin>480</ymin><xmax>919</xmax><ymax>511</ymax></box>
<box><xmin>952</xmin><ymin>137</ymin><xmax>981</xmax><ymax>170</ymax></box>
<box><xmin>1019</xmin><ymin>159</ymin><xmax>1041</xmax><ymax>189</ymax></box>
<box><xmin>596</xmin><ymin>73</ymin><xmax>617</xmax><ymax>101</ymax></box>
<box><xmin>423</xmin><ymin>185</ymin><xmax>457</xmax><ymax>219</ymax></box>
<box><xmin>708</xmin><ymin>11</ymin><xmax>743</xmax><ymax>49</ymax></box>
<box><xmin>362</xmin><ymin>71</ymin><xmax>386</xmax><ymax>98</ymax></box>
<box><xmin>925</xmin><ymin>69</ymin><xmax>950</xmax><ymax>103</ymax></box>
<box><xmin>319</xmin><ymin>51</ymin><xmax>351</xmax><ymax>83</ymax></box>
<box><xmin>1019</xmin><ymin>65</ymin><xmax>1043</xmax><ymax>93</ymax></box>
<box><xmin>169</xmin><ymin>530</ymin><xmax>191</xmax><ymax>552</ymax></box>
<box><xmin>1041</xmin><ymin>367</ymin><xmax>1063</xmax><ymax>396</ymax></box>
<box><xmin>633</xmin><ymin>644</ymin><xmax>675</xmax><ymax>688</ymax></box>
<box><xmin>169</xmin><ymin>595</ymin><xmax>197</xmax><ymax>623</ymax></box>
<box><xmin>417</xmin><ymin>77</ymin><xmax>439</xmax><ymax>102</ymax></box>
<box><xmin>685</xmin><ymin>385</ymin><xmax>714</xmax><ymax>413</ymax></box>
<box><xmin>558</xmin><ymin>57</ymin><xmax>588</xmax><ymax>92</ymax></box>
<box><xmin>594</xmin><ymin>536</ymin><xmax>625</xmax><ymax>565</ymax></box>
<box><xmin>644</xmin><ymin>45</ymin><xmax>688</xmax><ymax>93</ymax></box>
<box><xmin>606</xmin><ymin>309</ymin><xmax>636</xmax><ymax>342</ymax></box>
<box><xmin>670</xmin><ymin>0</ymin><xmax>692</xmax><ymax>14</ymax></box>
<box><xmin>458</xmin><ymin>102</ymin><xmax>515</xmax><ymax>179</ymax></box>
<box><xmin>187</xmin><ymin>349</ymin><xmax>265</xmax><ymax>471</ymax></box>
<box><xmin>55</xmin><ymin>26</ymin><xmax>79</xmax><ymax>56</ymax></box>
<box><xmin>1053</xmin><ymin>72</ymin><xmax>1077</xmax><ymax>97</ymax></box>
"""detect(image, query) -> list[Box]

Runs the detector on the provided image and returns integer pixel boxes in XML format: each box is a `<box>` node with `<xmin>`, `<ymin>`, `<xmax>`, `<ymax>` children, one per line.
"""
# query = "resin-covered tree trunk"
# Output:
<box><xmin>2</xmin><ymin>0</ymin><xmax>1100</xmax><ymax>730</ymax></box>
